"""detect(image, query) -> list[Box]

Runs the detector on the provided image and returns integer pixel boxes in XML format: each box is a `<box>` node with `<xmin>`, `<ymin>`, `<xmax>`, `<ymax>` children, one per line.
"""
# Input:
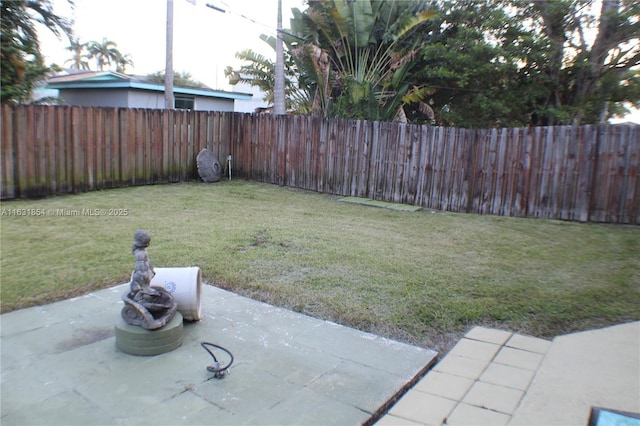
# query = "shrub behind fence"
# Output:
<box><xmin>2</xmin><ymin>105</ymin><xmax>638</xmax><ymax>223</ymax></box>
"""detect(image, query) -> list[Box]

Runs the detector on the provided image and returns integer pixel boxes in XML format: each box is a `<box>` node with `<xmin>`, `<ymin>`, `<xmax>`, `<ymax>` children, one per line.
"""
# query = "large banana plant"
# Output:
<box><xmin>289</xmin><ymin>0</ymin><xmax>435</xmax><ymax>121</ymax></box>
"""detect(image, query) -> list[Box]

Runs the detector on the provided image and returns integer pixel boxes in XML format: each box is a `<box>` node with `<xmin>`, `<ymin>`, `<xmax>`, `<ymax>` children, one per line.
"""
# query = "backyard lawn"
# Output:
<box><xmin>1</xmin><ymin>180</ymin><xmax>639</xmax><ymax>354</ymax></box>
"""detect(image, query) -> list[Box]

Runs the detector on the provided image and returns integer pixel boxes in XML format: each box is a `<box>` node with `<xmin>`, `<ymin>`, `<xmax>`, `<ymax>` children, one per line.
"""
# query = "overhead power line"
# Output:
<box><xmin>205</xmin><ymin>2</ymin><xmax>305</xmax><ymax>41</ymax></box>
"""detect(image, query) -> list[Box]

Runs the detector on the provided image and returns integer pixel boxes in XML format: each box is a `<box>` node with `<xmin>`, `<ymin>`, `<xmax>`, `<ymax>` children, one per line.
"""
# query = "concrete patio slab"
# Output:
<box><xmin>509</xmin><ymin>321</ymin><xmax>640</xmax><ymax>425</ymax></box>
<box><xmin>1</xmin><ymin>283</ymin><xmax>437</xmax><ymax>425</ymax></box>
<box><xmin>446</xmin><ymin>402</ymin><xmax>510</xmax><ymax>426</ymax></box>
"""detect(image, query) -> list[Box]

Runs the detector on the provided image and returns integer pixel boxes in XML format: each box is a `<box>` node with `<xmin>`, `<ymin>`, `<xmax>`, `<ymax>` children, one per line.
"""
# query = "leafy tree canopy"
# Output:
<box><xmin>420</xmin><ymin>0</ymin><xmax>640</xmax><ymax>127</ymax></box>
<box><xmin>1</xmin><ymin>1</ymin><xmax>136</xmax><ymax>104</ymax></box>
<box><xmin>231</xmin><ymin>0</ymin><xmax>640</xmax><ymax>127</ymax></box>
<box><xmin>1</xmin><ymin>0</ymin><xmax>72</xmax><ymax>103</ymax></box>
<box><xmin>145</xmin><ymin>70</ymin><xmax>206</xmax><ymax>88</ymax></box>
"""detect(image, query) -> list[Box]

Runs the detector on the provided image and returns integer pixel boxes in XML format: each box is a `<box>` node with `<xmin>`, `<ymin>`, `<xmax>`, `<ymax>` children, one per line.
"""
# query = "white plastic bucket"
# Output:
<box><xmin>150</xmin><ymin>267</ymin><xmax>202</xmax><ymax>321</ymax></box>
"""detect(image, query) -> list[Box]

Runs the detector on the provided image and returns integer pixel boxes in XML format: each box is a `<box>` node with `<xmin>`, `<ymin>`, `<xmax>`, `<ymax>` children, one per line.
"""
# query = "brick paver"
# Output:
<box><xmin>375</xmin><ymin>327</ymin><xmax>551</xmax><ymax>426</ymax></box>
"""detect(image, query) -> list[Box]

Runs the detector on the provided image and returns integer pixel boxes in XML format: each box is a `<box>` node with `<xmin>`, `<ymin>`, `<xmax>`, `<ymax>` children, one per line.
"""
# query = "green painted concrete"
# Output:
<box><xmin>1</xmin><ymin>284</ymin><xmax>437</xmax><ymax>425</ymax></box>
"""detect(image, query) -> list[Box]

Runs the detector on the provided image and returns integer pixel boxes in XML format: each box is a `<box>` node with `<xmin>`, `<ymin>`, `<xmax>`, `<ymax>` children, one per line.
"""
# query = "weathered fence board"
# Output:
<box><xmin>313</xmin><ymin>116</ymin><xmax>325</xmax><ymax>193</ymax></box>
<box><xmin>2</xmin><ymin>104</ymin><xmax>638</xmax><ymax>224</ymax></box>
<box><xmin>623</xmin><ymin>126</ymin><xmax>640</xmax><ymax>224</ymax></box>
<box><xmin>1</xmin><ymin>106</ymin><xmax>14</xmax><ymax>198</ymax></box>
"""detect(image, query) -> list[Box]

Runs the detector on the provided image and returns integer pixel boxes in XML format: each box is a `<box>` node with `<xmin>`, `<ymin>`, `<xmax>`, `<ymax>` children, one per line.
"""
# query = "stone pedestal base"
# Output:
<box><xmin>115</xmin><ymin>312</ymin><xmax>183</xmax><ymax>356</ymax></box>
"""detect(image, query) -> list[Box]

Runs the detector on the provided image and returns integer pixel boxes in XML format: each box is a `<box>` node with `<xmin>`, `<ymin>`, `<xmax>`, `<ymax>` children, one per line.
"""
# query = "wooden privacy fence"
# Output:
<box><xmin>2</xmin><ymin>104</ymin><xmax>639</xmax><ymax>224</ymax></box>
<box><xmin>232</xmin><ymin>115</ymin><xmax>639</xmax><ymax>223</ymax></box>
<box><xmin>1</xmin><ymin>105</ymin><xmax>232</xmax><ymax>197</ymax></box>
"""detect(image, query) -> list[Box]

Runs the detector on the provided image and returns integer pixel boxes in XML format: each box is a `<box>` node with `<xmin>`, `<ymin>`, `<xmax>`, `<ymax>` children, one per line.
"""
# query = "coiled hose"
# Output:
<box><xmin>200</xmin><ymin>342</ymin><xmax>234</xmax><ymax>379</ymax></box>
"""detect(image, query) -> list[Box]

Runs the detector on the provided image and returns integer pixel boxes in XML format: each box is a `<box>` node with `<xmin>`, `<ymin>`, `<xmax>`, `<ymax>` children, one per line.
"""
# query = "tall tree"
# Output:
<box><xmin>115</xmin><ymin>52</ymin><xmax>134</xmax><ymax>73</ymax></box>
<box><xmin>64</xmin><ymin>37</ymin><xmax>90</xmax><ymax>70</ymax></box>
<box><xmin>413</xmin><ymin>1</ymin><xmax>529</xmax><ymax>127</ymax></box>
<box><xmin>412</xmin><ymin>0</ymin><xmax>639</xmax><ymax>126</ymax></box>
<box><xmin>86</xmin><ymin>38</ymin><xmax>121</xmax><ymax>71</ymax></box>
<box><xmin>1</xmin><ymin>0</ymin><xmax>72</xmax><ymax>103</ymax></box>
<box><xmin>523</xmin><ymin>0</ymin><xmax>640</xmax><ymax>124</ymax></box>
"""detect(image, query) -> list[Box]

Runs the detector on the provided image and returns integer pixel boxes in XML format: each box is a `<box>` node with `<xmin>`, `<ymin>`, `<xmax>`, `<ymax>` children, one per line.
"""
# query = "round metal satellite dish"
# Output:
<box><xmin>196</xmin><ymin>149</ymin><xmax>222</xmax><ymax>182</ymax></box>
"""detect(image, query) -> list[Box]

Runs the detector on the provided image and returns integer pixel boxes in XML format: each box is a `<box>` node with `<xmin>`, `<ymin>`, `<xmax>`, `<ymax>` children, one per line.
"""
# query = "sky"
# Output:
<box><xmin>38</xmin><ymin>0</ymin><xmax>306</xmax><ymax>91</ymax></box>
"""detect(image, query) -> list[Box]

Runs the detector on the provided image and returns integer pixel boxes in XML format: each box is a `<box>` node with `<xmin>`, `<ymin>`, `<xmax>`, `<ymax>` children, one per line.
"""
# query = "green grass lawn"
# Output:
<box><xmin>2</xmin><ymin>180</ymin><xmax>639</xmax><ymax>353</ymax></box>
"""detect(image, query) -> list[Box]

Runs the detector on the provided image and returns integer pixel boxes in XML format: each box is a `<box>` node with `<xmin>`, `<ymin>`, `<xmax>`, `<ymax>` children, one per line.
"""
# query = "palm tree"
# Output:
<box><xmin>86</xmin><ymin>38</ymin><xmax>121</xmax><ymax>71</ymax></box>
<box><xmin>115</xmin><ymin>52</ymin><xmax>134</xmax><ymax>73</ymax></box>
<box><xmin>225</xmin><ymin>34</ymin><xmax>312</xmax><ymax>113</ymax></box>
<box><xmin>225</xmin><ymin>50</ymin><xmax>276</xmax><ymax>103</ymax></box>
<box><xmin>64</xmin><ymin>37</ymin><xmax>90</xmax><ymax>70</ymax></box>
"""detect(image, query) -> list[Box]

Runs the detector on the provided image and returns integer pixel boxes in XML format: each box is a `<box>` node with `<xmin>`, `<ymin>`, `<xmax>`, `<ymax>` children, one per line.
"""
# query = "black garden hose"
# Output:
<box><xmin>201</xmin><ymin>342</ymin><xmax>234</xmax><ymax>378</ymax></box>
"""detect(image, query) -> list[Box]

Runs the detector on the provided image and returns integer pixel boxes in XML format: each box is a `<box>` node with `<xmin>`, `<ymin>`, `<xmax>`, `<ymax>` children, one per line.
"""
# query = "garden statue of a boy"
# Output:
<box><xmin>121</xmin><ymin>230</ymin><xmax>177</xmax><ymax>329</ymax></box>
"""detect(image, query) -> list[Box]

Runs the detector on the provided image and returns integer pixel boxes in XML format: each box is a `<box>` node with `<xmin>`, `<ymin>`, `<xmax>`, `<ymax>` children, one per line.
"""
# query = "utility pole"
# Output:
<box><xmin>274</xmin><ymin>0</ymin><xmax>285</xmax><ymax>115</ymax></box>
<box><xmin>165</xmin><ymin>0</ymin><xmax>175</xmax><ymax>109</ymax></box>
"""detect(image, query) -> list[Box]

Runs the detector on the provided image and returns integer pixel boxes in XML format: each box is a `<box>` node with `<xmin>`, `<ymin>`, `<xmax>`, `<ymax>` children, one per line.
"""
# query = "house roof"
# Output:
<box><xmin>46</xmin><ymin>70</ymin><xmax>252</xmax><ymax>101</ymax></box>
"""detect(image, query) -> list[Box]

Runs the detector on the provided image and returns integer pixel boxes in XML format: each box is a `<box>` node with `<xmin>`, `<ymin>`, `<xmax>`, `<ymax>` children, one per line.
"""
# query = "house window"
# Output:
<box><xmin>175</xmin><ymin>95</ymin><xmax>194</xmax><ymax>110</ymax></box>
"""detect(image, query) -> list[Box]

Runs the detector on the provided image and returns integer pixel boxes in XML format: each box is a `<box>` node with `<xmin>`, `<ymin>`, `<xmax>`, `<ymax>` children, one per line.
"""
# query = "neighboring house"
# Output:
<box><xmin>231</xmin><ymin>81</ymin><xmax>269</xmax><ymax>113</ymax></box>
<box><xmin>45</xmin><ymin>70</ymin><xmax>252</xmax><ymax>111</ymax></box>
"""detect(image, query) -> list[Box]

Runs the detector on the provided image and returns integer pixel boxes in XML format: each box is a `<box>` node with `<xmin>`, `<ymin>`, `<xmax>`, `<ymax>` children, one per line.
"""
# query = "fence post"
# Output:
<box><xmin>587</xmin><ymin>125</ymin><xmax>602</xmax><ymax>222</ymax></box>
<box><xmin>1</xmin><ymin>105</ymin><xmax>15</xmax><ymax>199</ymax></box>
